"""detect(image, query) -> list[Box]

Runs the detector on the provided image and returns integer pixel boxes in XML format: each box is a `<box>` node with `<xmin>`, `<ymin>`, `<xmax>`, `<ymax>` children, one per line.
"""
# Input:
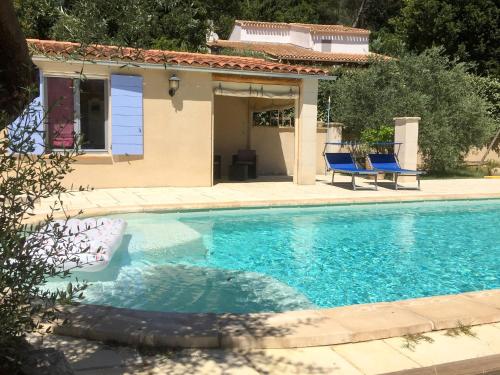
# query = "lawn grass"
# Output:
<box><xmin>422</xmin><ymin>166</ymin><xmax>489</xmax><ymax>179</ymax></box>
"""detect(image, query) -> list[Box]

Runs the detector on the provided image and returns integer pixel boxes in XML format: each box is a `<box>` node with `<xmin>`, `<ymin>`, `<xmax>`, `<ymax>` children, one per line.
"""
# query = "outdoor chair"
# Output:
<box><xmin>213</xmin><ymin>154</ymin><xmax>221</xmax><ymax>180</ymax></box>
<box><xmin>368</xmin><ymin>153</ymin><xmax>425</xmax><ymax>190</ymax></box>
<box><xmin>232</xmin><ymin>149</ymin><xmax>257</xmax><ymax>179</ymax></box>
<box><xmin>324</xmin><ymin>152</ymin><xmax>378</xmax><ymax>190</ymax></box>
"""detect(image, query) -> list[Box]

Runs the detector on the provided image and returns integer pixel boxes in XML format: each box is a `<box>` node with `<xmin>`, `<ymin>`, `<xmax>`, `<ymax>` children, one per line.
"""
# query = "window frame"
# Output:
<box><xmin>43</xmin><ymin>73</ymin><xmax>110</xmax><ymax>153</ymax></box>
<box><xmin>321</xmin><ymin>39</ymin><xmax>332</xmax><ymax>53</ymax></box>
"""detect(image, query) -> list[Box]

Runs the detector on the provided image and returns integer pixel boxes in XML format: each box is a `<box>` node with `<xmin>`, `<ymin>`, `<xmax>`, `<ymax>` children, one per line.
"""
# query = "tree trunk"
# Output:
<box><xmin>352</xmin><ymin>0</ymin><xmax>368</xmax><ymax>28</ymax></box>
<box><xmin>0</xmin><ymin>0</ymin><xmax>37</xmax><ymax>128</ymax></box>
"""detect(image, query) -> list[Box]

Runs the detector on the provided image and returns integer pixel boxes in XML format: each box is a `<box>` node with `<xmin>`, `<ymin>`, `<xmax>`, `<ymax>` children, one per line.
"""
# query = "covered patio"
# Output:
<box><xmin>212</xmin><ymin>74</ymin><xmax>319</xmax><ymax>185</ymax></box>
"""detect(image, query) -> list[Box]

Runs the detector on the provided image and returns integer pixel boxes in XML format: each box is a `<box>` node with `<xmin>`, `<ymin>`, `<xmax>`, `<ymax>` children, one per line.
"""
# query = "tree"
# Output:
<box><xmin>390</xmin><ymin>0</ymin><xmax>500</xmax><ymax>77</ymax></box>
<box><xmin>14</xmin><ymin>0</ymin><xmax>212</xmax><ymax>51</ymax></box>
<box><xmin>1</xmin><ymin>2</ymin><xmax>88</xmax><ymax>371</ymax></box>
<box><xmin>327</xmin><ymin>48</ymin><xmax>497</xmax><ymax>171</ymax></box>
<box><xmin>1</xmin><ymin>92</ymin><xmax>88</xmax><ymax>372</ymax></box>
<box><xmin>0</xmin><ymin>0</ymin><xmax>37</xmax><ymax>124</ymax></box>
<box><xmin>356</xmin><ymin>0</ymin><xmax>403</xmax><ymax>30</ymax></box>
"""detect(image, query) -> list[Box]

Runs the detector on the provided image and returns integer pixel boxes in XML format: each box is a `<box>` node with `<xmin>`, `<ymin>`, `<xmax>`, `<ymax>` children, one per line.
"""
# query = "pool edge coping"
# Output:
<box><xmin>28</xmin><ymin>192</ymin><xmax>500</xmax><ymax>223</ymax></box>
<box><xmin>53</xmin><ymin>289</ymin><xmax>500</xmax><ymax>349</ymax></box>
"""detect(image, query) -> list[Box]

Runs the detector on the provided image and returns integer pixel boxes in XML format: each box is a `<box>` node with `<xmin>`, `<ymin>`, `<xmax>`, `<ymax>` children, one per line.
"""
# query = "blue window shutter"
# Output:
<box><xmin>111</xmin><ymin>74</ymin><xmax>144</xmax><ymax>155</ymax></box>
<box><xmin>8</xmin><ymin>70</ymin><xmax>45</xmax><ymax>154</ymax></box>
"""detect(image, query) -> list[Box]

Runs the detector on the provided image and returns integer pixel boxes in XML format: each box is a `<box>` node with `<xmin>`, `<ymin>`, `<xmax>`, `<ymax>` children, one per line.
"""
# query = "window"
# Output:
<box><xmin>321</xmin><ymin>39</ymin><xmax>331</xmax><ymax>53</ymax></box>
<box><xmin>253</xmin><ymin>108</ymin><xmax>295</xmax><ymax>127</ymax></box>
<box><xmin>45</xmin><ymin>77</ymin><xmax>107</xmax><ymax>150</ymax></box>
<box><xmin>80</xmin><ymin>80</ymin><xmax>106</xmax><ymax>149</ymax></box>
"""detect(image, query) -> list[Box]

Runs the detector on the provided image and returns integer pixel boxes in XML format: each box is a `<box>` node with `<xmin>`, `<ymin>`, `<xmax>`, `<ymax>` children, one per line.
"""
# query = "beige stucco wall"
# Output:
<box><xmin>466</xmin><ymin>147</ymin><xmax>500</xmax><ymax>164</ymax></box>
<box><xmin>35</xmin><ymin>60</ymin><xmax>214</xmax><ymax>188</ymax></box>
<box><xmin>250</xmin><ymin>127</ymin><xmax>294</xmax><ymax>175</ymax></box>
<box><xmin>33</xmin><ymin>59</ymin><xmax>324</xmax><ymax>187</ymax></box>
<box><xmin>249</xmin><ymin>127</ymin><xmax>327</xmax><ymax>176</ymax></box>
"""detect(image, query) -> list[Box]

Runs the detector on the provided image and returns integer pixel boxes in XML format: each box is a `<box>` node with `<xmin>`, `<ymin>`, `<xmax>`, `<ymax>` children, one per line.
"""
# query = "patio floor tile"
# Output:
<box><xmin>394</xmin><ymin>295</ymin><xmax>500</xmax><ymax>330</ymax></box>
<box><xmin>383</xmin><ymin>327</ymin><xmax>497</xmax><ymax>367</ymax></box>
<box><xmin>320</xmin><ymin>303</ymin><xmax>433</xmax><ymax>342</ymax></box>
<box><xmin>134</xmin><ymin>349</ymin><xmax>260</xmax><ymax>375</ymax></box>
<box><xmin>247</xmin><ymin>347</ymin><xmax>363</xmax><ymax>374</ymax></box>
<box><xmin>333</xmin><ymin>340</ymin><xmax>420</xmax><ymax>375</ymax></box>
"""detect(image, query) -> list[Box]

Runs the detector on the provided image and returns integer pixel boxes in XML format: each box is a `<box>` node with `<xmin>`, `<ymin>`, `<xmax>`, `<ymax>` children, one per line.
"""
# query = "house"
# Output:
<box><xmin>208</xmin><ymin>20</ymin><xmax>385</xmax><ymax>65</ymax></box>
<box><xmin>10</xmin><ymin>39</ymin><xmax>332</xmax><ymax>188</ymax></box>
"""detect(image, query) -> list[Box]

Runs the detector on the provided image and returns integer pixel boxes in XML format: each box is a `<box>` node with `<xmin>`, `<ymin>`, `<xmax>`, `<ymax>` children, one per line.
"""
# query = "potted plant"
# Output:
<box><xmin>360</xmin><ymin>125</ymin><xmax>395</xmax><ymax>180</ymax></box>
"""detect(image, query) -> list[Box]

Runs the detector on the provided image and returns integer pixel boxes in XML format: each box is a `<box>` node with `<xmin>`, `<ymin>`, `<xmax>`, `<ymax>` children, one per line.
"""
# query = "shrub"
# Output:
<box><xmin>0</xmin><ymin>91</ymin><xmax>86</xmax><ymax>371</ymax></box>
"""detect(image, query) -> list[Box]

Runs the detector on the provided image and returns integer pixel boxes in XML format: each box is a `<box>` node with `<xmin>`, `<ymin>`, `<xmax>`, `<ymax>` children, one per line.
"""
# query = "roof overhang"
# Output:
<box><xmin>32</xmin><ymin>55</ymin><xmax>337</xmax><ymax>80</ymax></box>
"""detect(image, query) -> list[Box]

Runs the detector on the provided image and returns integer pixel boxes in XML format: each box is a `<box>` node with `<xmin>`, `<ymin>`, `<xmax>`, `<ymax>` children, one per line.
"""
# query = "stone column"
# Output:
<box><xmin>294</xmin><ymin>78</ymin><xmax>318</xmax><ymax>185</ymax></box>
<box><xmin>394</xmin><ymin>117</ymin><xmax>420</xmax><ymax>182</ymax></box>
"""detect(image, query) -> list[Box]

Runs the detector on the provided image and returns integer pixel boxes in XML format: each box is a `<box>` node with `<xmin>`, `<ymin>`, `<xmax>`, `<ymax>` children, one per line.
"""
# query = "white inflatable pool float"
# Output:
<box><xmin>30</xmin><ymin>218</ymin><xmax>127</xmax><ymax>272</ymax></box>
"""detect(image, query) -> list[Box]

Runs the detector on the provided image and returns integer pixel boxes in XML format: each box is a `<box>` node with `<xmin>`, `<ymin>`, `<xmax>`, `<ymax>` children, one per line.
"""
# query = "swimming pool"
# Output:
<box><xmin>45</xmin><ymin>199</ymin><xmax>500</xmax><ymax>313</ymax></box>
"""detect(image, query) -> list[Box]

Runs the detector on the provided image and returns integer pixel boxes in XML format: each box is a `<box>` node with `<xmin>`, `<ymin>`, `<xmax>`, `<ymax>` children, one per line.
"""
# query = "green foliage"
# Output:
<box><xmin>468</xmin><ymin>75</ymin><xmax>500</xmax><ymax>152</ymax></box>
<box><xmin>13</xmin><ymin>0</ymin><xmax>61</xmax><ymax>40</ymax></box>
<box><xmin>468</xmin><ymin>75</ymin><xmax>500</xmax><ymax>125</ymax></box>
<box><xmin>445</xmin><ymin>321</ymin><xmax>477</xmax><ymax>337</ymax></box>
<box><xmin>0</xmin><ymin>87</ymin><xmax>87</xmax><ymax>371</ymax></box>
<box><xmin>370</xmin><ymin>28</ymin><xmax>407</xmax><ymax>57</ymax></box>
<box><xmin>360</xmin><ymin>125</ymin><xmax>394</xmax><ymax>143</ymax></box>
<box><xmin>329</xmin><ymin>48</ymin><xmax>497</xmax><ymax>172</ymax></box>
<box><xmin>356</xmin><ymin>0</ymin><xmax>403</xmax><ymax>30</ymax></box>
<box><xmin>388</xmin><ymin>0</ymin><xmax>500</xmax><ymax>77</ymax></box>
<box><xmin>15</xmin><ymin>0</ymin><xmax>211</xmax><ymax>51</ymax></box>
<box><xmin>402</xmin><ymin>333</ymin><xmax>434</xmax><ymax>351</ymax></box>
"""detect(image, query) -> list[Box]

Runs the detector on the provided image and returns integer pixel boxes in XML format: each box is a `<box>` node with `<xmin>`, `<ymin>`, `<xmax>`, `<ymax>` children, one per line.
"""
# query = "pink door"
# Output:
<box><xmin>47</xmin><ymin>77</ymin><xmax>74</xmax><ymax>148</ymax></box>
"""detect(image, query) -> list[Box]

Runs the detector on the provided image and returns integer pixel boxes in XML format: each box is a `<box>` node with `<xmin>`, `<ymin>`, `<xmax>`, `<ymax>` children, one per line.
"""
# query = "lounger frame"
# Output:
<box><xmin>368</xmin><ymin>153</ymin><xmax>425</xmax><ymax>190</ymax></box>
<box><xmin>324</xmin><ymin>152</ymin><xmax>378</xmax><ymax>191</ymax></box>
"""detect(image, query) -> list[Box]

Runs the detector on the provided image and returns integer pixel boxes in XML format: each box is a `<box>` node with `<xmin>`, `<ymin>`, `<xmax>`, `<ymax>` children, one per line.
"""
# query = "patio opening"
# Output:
<box><xmin>212</xmin><ymin>76</ymin><xmax>299</xmax><ymax>184</ymax></box>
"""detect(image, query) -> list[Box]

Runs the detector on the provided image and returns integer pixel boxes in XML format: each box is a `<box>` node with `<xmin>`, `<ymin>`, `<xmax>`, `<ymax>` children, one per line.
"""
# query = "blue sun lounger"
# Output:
<box><xmin>324</xmin><ymin>152</ymin><xmax>378</xmax><ymax>190</ymax></box>
<box><xmin>368</xmin><ymin>153</ymin><xmax>425</xmax><ymax>190</ymax></box>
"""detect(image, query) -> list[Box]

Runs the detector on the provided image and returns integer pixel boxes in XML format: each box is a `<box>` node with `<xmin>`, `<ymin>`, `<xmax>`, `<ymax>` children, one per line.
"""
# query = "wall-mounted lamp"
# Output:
<box><xmin>168</xmin><ymin>74</ymin><xmax>180</xmax><ymax>97</ymax></box>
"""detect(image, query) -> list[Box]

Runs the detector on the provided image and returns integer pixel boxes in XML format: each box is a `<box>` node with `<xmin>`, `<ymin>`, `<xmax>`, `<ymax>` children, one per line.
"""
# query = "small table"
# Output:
<box><xmin>229</xmin><ymin>164</ymin><xmax>248</xmax><ymax>181</ymax></box>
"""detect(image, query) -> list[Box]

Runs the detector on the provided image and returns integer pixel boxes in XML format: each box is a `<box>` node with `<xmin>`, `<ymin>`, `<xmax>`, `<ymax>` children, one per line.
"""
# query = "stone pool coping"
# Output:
<box><xmin>53</xmin><ymin>289</ymin><xmax>500</xmax><ymax>349</ymax></box>
<box><xmin>27</xmin><ymin>192</ymin><xmax>500</xmax><ymax>224</ymax></box>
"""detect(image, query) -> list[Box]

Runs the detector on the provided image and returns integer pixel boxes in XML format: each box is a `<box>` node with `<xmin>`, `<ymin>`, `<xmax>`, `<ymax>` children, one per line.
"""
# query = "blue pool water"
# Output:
<box><xmin>45</xmin><ymin>199</ymin><xmax>500</xmax><ymax>313</ymax></box>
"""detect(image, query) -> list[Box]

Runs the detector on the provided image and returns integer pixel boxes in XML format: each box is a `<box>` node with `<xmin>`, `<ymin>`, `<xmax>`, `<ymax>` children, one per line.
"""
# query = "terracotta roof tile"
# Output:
<box><xmin>235</xmin><ymin>20</ymin><xmax>370</xmax><ymax>35</ymax></box>
<box><xmin>27</xmin><ymin>39</ymin><xmax>329</xmax><ymax>76</ymax></box>
<box><xmin>208</xmin><ymin>40</ymin><xmax>388</xmax><ymax>64</ymax></box>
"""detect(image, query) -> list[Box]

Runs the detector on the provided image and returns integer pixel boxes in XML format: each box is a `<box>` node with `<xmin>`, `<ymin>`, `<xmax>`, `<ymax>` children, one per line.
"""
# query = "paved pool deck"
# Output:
<box><xmin>31</xmin><ymin>322</ymin><xmax>500</xmax><ymax>374</ymax></box>
<box><xmin>32</xmin><ymin>175</ymin><xmax>500</xmax><ymax>219</ymax></box>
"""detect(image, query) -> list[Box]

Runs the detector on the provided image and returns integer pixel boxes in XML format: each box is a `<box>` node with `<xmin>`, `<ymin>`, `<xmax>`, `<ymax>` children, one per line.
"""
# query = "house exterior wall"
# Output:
<box><xmin>228</xmin><ymin>25</ymin><xmax>242</xmax><ymax>41</ymax></box>
<box><xmin>250</xmin><ymin>127</ymin><xmax>328</xmax><ymax>175</ymax></box>
<box><xmin>289</xmin><ymin>26</ymin><xmax>312</xmax><ymax>48</ymax></box>
<box><xmin>240</xmin><ymin>26</ymin><xmax>290</xmax><ymax>43</ymax></box>
<box><xmin>233</xmin><ymin>24</ymin><xmax>369</xmax><ymax>55</ymax></box>
<box><xmin>311</xmin><ymin>34</ymin><xmax>369</xmax><ymax>54</ymax></box>
<box><xmin>34</xmin><ymin>60</ymin><xmax>214</xmax><ymax>188</ymax></box>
